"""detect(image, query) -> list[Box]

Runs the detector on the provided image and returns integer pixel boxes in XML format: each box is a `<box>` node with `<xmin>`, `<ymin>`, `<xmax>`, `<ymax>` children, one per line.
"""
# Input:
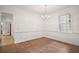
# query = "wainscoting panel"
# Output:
<box><xmin>45</xmin><ymin>31</ymin><xmax>79</xmax><ymax>46</ymax></box>
<box><xmin>13</xmin><ymin>31</ymin><xmax>44</xmax><ymax>43</ymax></box>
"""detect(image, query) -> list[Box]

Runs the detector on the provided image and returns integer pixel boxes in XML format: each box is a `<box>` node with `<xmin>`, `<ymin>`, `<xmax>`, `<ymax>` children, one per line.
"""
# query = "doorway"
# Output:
<box><xmin>0</xmin><ymin>12</ymin><xmax>14</xmax><ymax>46</ymax></box>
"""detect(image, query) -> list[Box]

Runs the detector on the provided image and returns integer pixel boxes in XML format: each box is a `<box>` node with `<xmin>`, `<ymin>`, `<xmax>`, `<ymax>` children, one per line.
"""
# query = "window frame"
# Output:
<box><xmin>59</xmin><ymin>13</ymin><xmax>72</xmax><ymax>33</ymax></box>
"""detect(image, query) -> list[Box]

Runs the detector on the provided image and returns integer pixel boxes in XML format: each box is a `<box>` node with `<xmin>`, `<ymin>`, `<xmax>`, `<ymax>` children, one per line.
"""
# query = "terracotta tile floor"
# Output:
<box><xmin>0</xmin><ymin>37</ymin><xmax>79</xmax><ymax>53</ymax></box>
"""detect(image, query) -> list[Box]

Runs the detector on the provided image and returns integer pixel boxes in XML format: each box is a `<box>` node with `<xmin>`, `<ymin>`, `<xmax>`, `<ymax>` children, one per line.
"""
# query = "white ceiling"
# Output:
<box><xmin>21</xmin><ymin>5</ymin><xmax>71</xmax><ymax>14</ymax></box>
<box><xmin>0</xmin><ymin>5</ymin><xmax>72</xmax><ymax>14</ymax></box>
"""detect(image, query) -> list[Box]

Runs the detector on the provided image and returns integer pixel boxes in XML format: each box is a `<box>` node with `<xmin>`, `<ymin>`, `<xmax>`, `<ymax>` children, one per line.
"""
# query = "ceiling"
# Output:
<box><xmin>0</xmin><ymin>5</ymin><xmax>72</xmax><ymax>14</ymax></box>
<box><xmin>21</xmin><ymin>5</ymin><xmax>71</xmax><ymax>14</ymax></box>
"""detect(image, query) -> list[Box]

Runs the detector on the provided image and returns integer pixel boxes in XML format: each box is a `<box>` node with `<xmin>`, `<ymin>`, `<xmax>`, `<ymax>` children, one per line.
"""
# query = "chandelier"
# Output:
<box><xmin>40</xmin><ymin>5</ymin><xmax>50</xmax><ymax>20</ymax></box>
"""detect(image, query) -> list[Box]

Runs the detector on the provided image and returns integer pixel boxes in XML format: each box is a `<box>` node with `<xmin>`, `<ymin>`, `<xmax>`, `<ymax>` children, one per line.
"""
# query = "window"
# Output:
<box><xmin>59</xmin><ymin>13</ymin><xmax>72</xmax><ymax>33</ymax></box>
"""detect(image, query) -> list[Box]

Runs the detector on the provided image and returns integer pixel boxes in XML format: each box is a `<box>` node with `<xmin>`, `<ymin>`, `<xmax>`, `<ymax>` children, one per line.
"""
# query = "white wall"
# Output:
<box><xmin>0</xmin><ymin>14</ymin><xmax>1</xmax><ymax>33</ymax></box>
<box><xmin>0</xmin><ymin>5</ymin><xmax>79</xmax><ymax>46</ymax></box>
<box><xmin>45</xmin><ymin>6</ymin><xmax>79</xmax><ymax>46</ymax></box>
<box><xmin>0</xmin><ymin>6</ymin><xmax>44</xmax><ymax>43</ymax></box>
<box><xmin>46</xmin><ymin>6</ymin><xmax>79</xmax><ymax>33</ymax></box>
